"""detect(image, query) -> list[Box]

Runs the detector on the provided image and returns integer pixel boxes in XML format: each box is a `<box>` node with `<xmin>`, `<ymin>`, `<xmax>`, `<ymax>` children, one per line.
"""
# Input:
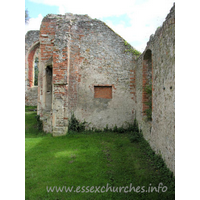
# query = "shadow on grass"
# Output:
<box><xmin>25</xmin><ymin>133</ymin><xmax>175</xmax><ymax>200</ymax></box>
<box><xmin>25</xmin><ymin>133</ymin><xmax>113</xmax><ymax>200</ymax></box>
<box><xmin>25</xmin><ymin>106</ymin><xmax>174</xmax><ymax>200</ymax></box>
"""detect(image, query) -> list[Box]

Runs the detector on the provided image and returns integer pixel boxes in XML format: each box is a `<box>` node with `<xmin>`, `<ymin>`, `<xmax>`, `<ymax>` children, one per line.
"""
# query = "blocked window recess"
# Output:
<box><xmin>46</xmin><ymin>65</ymin><xmax>52</xmax><ymax>110</ymax></box>
<box><xmin>94</xmin><ymin>86</ymin><xmax>112</xmax><ymax>99</ymax></box>
<box><xmin>142</xmin><ymin>49</ymin><xmax>152</xmax><ymax>120</ymax></box>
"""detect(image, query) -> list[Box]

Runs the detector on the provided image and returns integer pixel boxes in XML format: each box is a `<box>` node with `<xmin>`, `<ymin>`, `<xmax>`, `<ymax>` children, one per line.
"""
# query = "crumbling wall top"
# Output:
<box><xmin>25</xmin><ymin>30</ymin><xmax>40</xmax><ymax>55</ymax></box>
<box><xmin>43</xmin><ymin>13</ymin><xmax>93</xmax><ymax>22</ymax></box>
<box><xmin>145</xmin><ymin>3</ymin><xmax>175</xmax><ymax>50</ymax></box>
<box><xmin>165</xmin><ymin>3</ymin><xmax>175</xmax><ymax>21</ymax></box>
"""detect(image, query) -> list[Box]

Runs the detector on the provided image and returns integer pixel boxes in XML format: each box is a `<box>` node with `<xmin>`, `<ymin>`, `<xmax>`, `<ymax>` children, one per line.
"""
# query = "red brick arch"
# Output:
<box><xmin>27</xmin><ymin>42</ymin><xmax>40</xmax><ymax>87</ymax></box>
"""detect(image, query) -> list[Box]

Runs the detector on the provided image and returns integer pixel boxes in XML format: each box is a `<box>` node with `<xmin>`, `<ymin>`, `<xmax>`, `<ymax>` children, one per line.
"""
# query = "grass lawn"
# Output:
<box><xmin>25</xmin><ymin>106</ymin><xmax>175</xmax><ymax>200</ymax></box>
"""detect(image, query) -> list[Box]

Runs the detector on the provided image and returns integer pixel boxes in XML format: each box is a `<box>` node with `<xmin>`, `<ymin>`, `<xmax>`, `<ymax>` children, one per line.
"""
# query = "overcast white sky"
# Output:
<box><xmin>25</xmin><ymin>0</ymin><xmax>175</xmax><ymax>52</ymax></box>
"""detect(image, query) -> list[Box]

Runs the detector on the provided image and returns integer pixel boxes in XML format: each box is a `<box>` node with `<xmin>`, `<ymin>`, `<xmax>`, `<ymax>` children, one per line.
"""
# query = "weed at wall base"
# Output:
<box><xmin>67</xmin><ymin>114</ymin><xmax>174</xmax><ymax>176</ymax></box>
<box><xmin>35</xmin><ymin>115</ymin><xmax>43</xmax><ymax>131</ymax></box>
<box><xmin>68</xmin><ymin>113</ymin><xmax>88</xmax><ymax>133</ymax></box>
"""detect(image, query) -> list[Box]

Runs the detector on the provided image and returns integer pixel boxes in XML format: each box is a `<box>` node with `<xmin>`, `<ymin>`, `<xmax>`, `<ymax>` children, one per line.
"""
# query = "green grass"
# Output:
<box><xmin>25</xmin><ymin>106</ymin><xmax>175</xmax><ymax>200</ymax></box>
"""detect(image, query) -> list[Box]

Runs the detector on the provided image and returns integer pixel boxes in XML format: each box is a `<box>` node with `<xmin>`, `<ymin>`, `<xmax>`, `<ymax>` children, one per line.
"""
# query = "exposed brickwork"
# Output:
<box><xmin>142</xmin><ymin>54</ymin><xmax>152</xmax><ymax>114</ymax></box>
<box><xmin>135</xmin><ymin>4</ymin><xmax>175</xmax><ymax>174</ymax></box>
<box><xmin>28</xmin><ymin>45</ymin><xmax>39</xmax><ymax>87</ymax></box>
<box><xmin>35</xmin><ymin>13</ymin><xmax>135</xmax><ymax>135</ymax></box>
<box><xmin>25</xmin><ymin>31</ymin><xmax>40</xmax><ymax>106</ymax></box>
<box><xmin>53</xmin><ymin>46</ymin><xmax>68</xmax><ymax>85</ymax></box>
<box><xmin>25</xmin><ymin>4</ymin><xmax>175</xmax><ymax>174</ymax></box>
<box><xmin>94</xmin><ymin>86</ymin><xmax>112</xmax><ymax>99</ymax></box>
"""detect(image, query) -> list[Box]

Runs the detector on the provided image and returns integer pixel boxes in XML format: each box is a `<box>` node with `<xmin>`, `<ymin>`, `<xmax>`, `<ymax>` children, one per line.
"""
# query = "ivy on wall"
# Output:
<box><xmin>124</xmin><ymin>40</ymin><xmax>141</xmax><ymax>57</ymax></box>
<box><xmin>143</xmin><ymin>82</ymin><xmax>152</xmax><ymax>121</ymax></box>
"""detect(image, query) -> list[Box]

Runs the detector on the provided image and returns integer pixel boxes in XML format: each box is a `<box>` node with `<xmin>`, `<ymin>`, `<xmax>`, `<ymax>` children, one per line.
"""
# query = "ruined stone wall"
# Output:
<box><xmin>25</xmin><ymin>30</ymin><xmax>40</xmax><ymax>55</ymax></box>
<box><xmin>135</xmin><ymin>4</ymin><xmax>175</xmax><ymax>174</ymax></box>
<box><xmin>29</xmin><ymin>5</ymin><xmax>175</xmax><ymax>173</ymax></box>
<box><xmin>25</xmin><ymin>30</ymin><xmax>40</xmax><ymax>106</ymax></box>
<box><xmin>67</xmin><ymin>16</ymin><xmax>136</xmax><ymax>129</ymax></box>
<box><xmin>38</xmin><ymin>16</ymin><xmax>56</xmax><ymax>133</ymax></box>
<box><xmin>38</xmin><ymin>14</ymin><xmax>137</xmax><ymax>135</ymax></box>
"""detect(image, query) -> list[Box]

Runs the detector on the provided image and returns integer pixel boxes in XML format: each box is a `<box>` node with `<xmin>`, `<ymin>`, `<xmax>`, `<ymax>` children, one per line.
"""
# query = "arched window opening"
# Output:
<box><xmin>142</xmin><ymin>49</ymin><xmax>152</xmax><ymax>121</ymax></box>
<box><xmin>34</xmin><ymin>57</ymin><xmax>39</xmax><ymax>86</ymax></box>
<box><xmin>27</xmin><ymin>42</ymin><xmax>40</xmax><ymax>88</ymax></box>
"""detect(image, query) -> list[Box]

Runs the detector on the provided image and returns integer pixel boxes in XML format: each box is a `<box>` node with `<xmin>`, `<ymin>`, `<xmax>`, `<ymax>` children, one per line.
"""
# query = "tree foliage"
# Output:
<box><xmin>25</xmin><ymin>9</ymin><xmax>29</xmax><ymax>24</ymax></box>
<box><xmin>34</xmin><ymin>57</ymin><xmax>39</xmax><ymax>86</ymax></box>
